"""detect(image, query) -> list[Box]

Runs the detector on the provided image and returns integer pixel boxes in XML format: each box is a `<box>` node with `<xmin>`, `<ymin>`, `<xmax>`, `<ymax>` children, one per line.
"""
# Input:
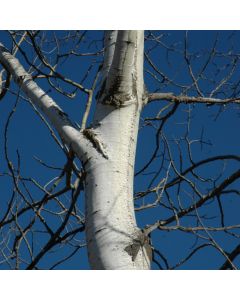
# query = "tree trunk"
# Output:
<box><xmin>0</xmin><ymin>30</ymin><xmax>151</xmax><ymax>269</ymax></box>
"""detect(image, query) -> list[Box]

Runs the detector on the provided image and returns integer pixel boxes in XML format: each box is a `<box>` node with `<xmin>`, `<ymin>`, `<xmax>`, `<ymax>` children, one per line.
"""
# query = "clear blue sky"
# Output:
<box><xmin>0</xmin><ymin>31</ymin><xmax>240</xmax><ymax>269</ymax></box>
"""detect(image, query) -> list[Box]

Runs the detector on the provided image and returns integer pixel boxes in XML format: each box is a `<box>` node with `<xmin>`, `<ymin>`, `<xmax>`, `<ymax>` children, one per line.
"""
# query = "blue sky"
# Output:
<box><xmin>0</xmin><ymin>31</ymin><xmax>240</xmax><ymax>270</ymax></box>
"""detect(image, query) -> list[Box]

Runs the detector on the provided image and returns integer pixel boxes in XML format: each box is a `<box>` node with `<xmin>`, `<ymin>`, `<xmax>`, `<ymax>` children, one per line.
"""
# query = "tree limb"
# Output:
<box><xmin>148</xmin><ymin>92</ymin><xmax>240</xmax><ymax>105</ymax></box>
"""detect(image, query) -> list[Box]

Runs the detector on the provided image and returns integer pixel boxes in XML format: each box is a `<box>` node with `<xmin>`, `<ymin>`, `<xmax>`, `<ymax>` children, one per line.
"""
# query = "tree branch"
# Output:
<box><xmin>0</xmin><ymin>42</ymin><xmax>89</xmax><ymax>160</ymax></box>
<box><xmin>148</xmin><ymin>92</ymin><xmax>240</xmax><ymax>105</ymax></box>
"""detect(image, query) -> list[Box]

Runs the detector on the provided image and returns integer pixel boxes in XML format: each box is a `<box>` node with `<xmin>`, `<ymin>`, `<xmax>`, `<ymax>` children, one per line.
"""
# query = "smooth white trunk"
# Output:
<box><xmin>84</xmin><ymin>103</ymin><xmax>144</xmax><ymax>269</ymax></box>
<box><xmin>84</xmin><ymin>31</ymin><xmax>150</xmax><ymax>269</ymax></box>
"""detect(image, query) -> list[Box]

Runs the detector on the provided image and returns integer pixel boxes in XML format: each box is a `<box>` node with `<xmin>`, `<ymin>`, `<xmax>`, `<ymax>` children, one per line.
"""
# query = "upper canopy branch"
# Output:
<box><xmin>0</xmin><ymin>42</ymin><xmax>89</xmax><ymax>159</ymax></box>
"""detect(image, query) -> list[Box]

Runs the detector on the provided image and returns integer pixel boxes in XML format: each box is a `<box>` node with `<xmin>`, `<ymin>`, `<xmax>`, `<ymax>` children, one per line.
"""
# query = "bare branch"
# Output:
<box><xmin>148</xmin><ymin>92</ymin><xmax>240</xmax><ymax>105</ymax></box>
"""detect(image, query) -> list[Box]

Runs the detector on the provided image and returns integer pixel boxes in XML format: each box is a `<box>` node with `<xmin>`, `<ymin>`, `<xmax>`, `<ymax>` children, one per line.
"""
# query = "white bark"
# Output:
<box><xmin>85</xmin><ymin>31</ymin><xmax>150</xmax><ymax>269</ymax></box>
<box><xmin>101</xmin><ymin>30</ymin><xmax>118</xmax><ymax>83</ymax></box>
<box><xmin>0</xmin><ymin>43</ymin><xmax>90</xmax><ymax>161</ymax></box>
<box><xmin>0</xmin><ymin>31</ymin><xmax>151</xmax><ymax>270</ymax></box>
